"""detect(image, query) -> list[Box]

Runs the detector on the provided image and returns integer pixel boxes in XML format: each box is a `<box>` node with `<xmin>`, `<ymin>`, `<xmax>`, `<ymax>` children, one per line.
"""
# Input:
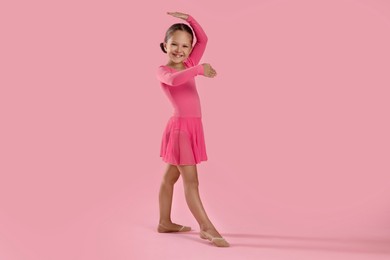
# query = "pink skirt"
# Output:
<box><xmin>160</xmin><ymin>116</ymin><xmax>208</xmax><ymax>165</ymax></box>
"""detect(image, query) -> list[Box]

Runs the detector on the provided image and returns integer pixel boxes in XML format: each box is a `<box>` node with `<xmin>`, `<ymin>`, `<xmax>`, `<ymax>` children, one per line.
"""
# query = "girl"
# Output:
<box><xmin>156</xmin><ymin>12</ymin><xmax>230</xmax><ymax>247</ymax></box>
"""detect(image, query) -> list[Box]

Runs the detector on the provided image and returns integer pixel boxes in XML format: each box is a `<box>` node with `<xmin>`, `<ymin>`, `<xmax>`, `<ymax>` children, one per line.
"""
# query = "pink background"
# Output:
<box><xmin>1</xmin><ymin>0</ymin><xmax>390</xmax><ymax>259</ymax></box>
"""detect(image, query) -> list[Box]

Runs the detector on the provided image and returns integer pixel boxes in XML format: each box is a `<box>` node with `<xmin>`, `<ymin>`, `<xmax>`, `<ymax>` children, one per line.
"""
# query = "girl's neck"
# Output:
<box><xmin>166</xmin><ymin>62</ymin><xmax>185</xmax><ymax>70</ymax></box>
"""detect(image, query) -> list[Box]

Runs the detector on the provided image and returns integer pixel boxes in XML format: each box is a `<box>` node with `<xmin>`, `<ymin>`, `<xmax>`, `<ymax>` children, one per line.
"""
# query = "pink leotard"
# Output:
<box><xmin>156</xmin><ymin>15</ymin><xmax>208</xmax><ymax>118</ymax></box>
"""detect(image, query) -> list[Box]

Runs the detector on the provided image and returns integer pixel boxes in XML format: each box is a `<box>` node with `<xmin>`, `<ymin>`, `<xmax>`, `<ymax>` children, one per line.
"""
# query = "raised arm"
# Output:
<box><xmin>156</xmin><ymin>65</ymin><xmax>204</xmax><ymax>86</ymax></box>
<box><xmin>186</xmin><ymin>15</ymin><xmax>208</xmax><ymax>66</ymax></box>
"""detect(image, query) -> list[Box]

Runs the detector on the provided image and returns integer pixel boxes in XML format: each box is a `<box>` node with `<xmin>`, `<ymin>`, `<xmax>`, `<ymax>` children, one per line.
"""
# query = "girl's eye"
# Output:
<box><xmin>171</xmin><ymin>43</ymin><xmax>177</xmax><ymax>46</ymax></box>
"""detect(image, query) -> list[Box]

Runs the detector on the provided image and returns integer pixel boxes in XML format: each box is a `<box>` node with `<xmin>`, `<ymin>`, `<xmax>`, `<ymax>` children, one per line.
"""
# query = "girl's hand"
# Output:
<box><xmin>202</xmin><ymin>63</ymin><xmax>217</xmax><ymax>78</ymax></box>
<box><xmin>167</xmin><ymin>11</ymin><xmax>189</xmax><ymax>20</ymax></box>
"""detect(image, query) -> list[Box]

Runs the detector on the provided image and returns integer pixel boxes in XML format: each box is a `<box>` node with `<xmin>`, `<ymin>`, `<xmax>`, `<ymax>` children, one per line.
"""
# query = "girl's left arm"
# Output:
<box><xmin>186</xmin><ymin>15</ymin><xmax>208</xmax><ymax>66</ymax></box>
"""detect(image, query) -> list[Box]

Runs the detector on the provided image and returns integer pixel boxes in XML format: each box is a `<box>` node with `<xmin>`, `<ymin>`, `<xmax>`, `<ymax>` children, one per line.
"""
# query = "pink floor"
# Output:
<box><xmin>1</xmin><ymin>166</ymin><xmax>389</xmax><ymax>260</ymax></box>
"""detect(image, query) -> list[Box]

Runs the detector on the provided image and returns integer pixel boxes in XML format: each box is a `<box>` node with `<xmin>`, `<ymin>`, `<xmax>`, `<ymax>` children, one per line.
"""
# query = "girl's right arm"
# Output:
<box><xmin>156</xmin><ymin>65</ymin><xmax>204</xmax><ymax>86</ymax></box>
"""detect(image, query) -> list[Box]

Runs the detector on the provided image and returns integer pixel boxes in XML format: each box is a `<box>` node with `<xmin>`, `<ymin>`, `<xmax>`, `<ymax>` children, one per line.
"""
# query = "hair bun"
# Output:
<box><xmin>160</xmin><ymin>42</ymin><xmax>167</xmax><ymax>53</ymax></box>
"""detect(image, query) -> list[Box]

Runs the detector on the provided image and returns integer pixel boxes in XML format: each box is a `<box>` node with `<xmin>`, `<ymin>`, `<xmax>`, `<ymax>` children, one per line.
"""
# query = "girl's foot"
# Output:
<box><xmin>200</xmin><ymin>228</ymin><xmax>230</xmax><ymax>247</ymax></box>
<box><xmin>157</xmin><ymin>222</ymin><xmax>191</xmax><ymax>233</ymax></box>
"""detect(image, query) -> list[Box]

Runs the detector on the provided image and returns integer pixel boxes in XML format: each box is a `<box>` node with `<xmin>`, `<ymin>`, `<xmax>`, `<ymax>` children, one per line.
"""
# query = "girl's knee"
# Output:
<box><xmin>184</xmin><ymin>178</ymin><xmax>199</xmax><ymax>189</ymax></box>
<box><xmin>163</xmin><ymin>173</ymin><xmax>180</xmax><ymax>185</ymax></box>
<box><xmin>162</xmin><ymin>164</ymin><xmax>180</xmax><ymax>184</ymax></box>
<box><xmin>177</xmin><ymin>165</ymin><xmax>199</xmax><ymax>187</ymax></box>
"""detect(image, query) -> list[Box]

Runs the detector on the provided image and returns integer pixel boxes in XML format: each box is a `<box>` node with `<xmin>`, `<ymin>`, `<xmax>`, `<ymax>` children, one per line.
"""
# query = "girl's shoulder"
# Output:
<box><xmin>157</xmin><ymin>65</ymin><xmax>172</xmax><ymax>72</ymax></box>
<box><xmin>159</xmin><ymin>64</ymin><xmax>174</xmax><ymax>69</ymax></box>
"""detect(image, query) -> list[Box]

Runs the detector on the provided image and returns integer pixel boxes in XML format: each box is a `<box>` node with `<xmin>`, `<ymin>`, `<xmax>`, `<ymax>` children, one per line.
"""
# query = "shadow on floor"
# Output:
<box><xmin>224</xmin><ymin>233</ymin><xmax>390</xmax><ymax>254</ymax></box>
<box><xmin>172</xmin><ymin>231</ymin><xmax>390</xmax><ymax>254</ymax></box>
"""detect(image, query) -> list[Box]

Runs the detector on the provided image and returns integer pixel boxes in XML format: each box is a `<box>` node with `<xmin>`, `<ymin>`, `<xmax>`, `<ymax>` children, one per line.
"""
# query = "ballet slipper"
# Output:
<box><xmin>200</xmin><ymin>230</ymin><xmax>230</xmax><ymax>247</ymax></box>
<box><xmin>157</xmin><ymin>223</ymin><xmax>191</xmax><ymax>233</ymax></box>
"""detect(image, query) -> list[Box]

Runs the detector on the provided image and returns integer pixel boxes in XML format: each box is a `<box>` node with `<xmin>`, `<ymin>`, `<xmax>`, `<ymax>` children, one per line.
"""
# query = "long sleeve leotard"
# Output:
<box><xmin>156</xmin><ymin>15</ymin><xmax>208</xmax><ymax>118</ymax></box>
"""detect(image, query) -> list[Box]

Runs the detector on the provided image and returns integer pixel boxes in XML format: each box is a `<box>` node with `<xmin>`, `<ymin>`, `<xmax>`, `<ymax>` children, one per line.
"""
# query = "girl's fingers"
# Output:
<box><xmin>167</xmin><ymin>11</ymin><xmax>188</xmax><ymax>19</ymax></box>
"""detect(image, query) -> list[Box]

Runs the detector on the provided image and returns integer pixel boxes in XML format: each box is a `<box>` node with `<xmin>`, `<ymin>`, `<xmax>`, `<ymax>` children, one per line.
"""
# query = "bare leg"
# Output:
<box><xmin>176</xmin><ymin>165</ymin><xmax>224</xmax><ymax>238</ymax></box>
<box><xmin>158</xmin><ymin>163</ymin><xmax>191</xmax><ymax>232</ymax></box>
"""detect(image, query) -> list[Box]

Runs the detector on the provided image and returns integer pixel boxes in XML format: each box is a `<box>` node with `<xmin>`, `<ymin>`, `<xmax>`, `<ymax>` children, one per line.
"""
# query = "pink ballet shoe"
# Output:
<box><xmin>158</xmin><ymin>223</ymin><xmax>191</xmax><ymax>233</ymax></box>
<box><xmin>200</xmin><ymin>230</ymin><xmax>230</xmax><ymax>247</ymax></box>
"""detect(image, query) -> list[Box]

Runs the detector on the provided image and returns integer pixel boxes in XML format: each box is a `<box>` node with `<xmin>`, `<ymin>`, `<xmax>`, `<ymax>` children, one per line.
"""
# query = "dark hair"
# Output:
<box><xmin>160</xmin><ymin>23</ymin><xmax>194</xmax><ymax>53</ymax></box>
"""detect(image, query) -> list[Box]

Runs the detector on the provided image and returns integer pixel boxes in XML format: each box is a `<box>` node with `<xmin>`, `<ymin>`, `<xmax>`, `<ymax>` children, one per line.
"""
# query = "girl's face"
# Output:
<box><xmin>164</xmin><ymin>30</ymin><xmax>193</xmax><ymax>64</ymax></box>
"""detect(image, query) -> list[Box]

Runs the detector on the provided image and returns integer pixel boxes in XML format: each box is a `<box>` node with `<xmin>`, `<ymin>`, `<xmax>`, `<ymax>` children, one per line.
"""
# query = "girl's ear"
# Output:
<box><xmin>163</xmin><ymin>43</ymin><xmax>167</xmax><ymax>52</ymax></box>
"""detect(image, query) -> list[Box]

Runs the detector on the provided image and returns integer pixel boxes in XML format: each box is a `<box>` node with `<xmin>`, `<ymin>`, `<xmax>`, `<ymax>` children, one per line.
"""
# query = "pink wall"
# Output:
<box><xmin>1</xmin><ymin>0</ymin><xmax>389</xmax><ymax>259</ymax></box>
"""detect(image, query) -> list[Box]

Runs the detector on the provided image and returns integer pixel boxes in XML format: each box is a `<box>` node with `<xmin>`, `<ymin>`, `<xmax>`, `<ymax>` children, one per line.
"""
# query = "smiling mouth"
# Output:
<box><xmin>173</xmin><ymin>54</ymin><xmax>183</xmax><ymax>58</ymax></box>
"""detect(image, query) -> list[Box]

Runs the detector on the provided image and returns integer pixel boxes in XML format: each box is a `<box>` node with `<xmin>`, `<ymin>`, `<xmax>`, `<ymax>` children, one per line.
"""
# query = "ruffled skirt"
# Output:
<box><xmin>160</xmin><ymin>116</ymin><xmax>208</xmax><ymax>165</ymax></box>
